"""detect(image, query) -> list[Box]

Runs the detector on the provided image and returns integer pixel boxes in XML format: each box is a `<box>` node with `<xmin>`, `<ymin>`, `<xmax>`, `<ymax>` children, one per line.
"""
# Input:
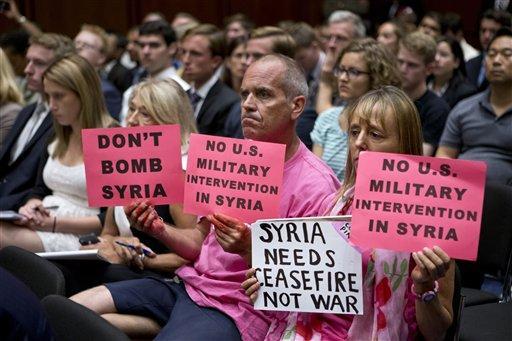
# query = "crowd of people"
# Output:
<box><xmin>0</xmin><ymin>0</ymin><xmax>511</xmax><ymax>339</ymax></box>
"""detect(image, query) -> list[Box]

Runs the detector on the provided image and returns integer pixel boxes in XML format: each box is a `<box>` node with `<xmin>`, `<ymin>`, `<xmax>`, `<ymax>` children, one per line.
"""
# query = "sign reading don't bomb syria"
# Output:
<box><xmin>82</xmin><ymin>125</ymin><xmax>183</xmax><ymax>207</ymax></box>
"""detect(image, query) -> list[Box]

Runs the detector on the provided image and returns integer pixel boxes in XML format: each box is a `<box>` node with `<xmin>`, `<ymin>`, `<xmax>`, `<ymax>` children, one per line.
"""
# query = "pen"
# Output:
<box><xmin>115</xmin><ymin>241</ymin><xmax>153</xmax><ymax>256</ymax></box>
<box><xmin>33</xmin><ymin>205</ymin><xmax>59</xmax><ymax>211</ymax></box>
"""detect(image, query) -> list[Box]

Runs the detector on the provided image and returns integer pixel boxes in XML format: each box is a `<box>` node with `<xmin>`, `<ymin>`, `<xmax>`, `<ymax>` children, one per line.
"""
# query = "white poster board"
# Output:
<box><xmin>251</xmin><ymin>216</ymin><xmax>363</xmax><ymax>315</ymax></box>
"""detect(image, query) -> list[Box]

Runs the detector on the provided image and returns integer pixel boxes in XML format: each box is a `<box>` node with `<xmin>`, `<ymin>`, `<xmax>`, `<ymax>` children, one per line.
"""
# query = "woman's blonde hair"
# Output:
<box><xmin>43</xmin><ymin>54</ymin><xmax>114</xmax><ymax>158</ymax></box>
<box><xmin>337</xmin><ymin>38</ymin><xmax>402</xmax><ymax>89</ymax></box>
<box><xmin>339</xmin><ymin>86</ymin><xmax>422</xmax><ymax>198</ymax></box>
<box><xmin>0</xmin><ymin>48</ymin><xmax>24</xmax><ymax>105</ymax></box>
<box><xmin>129</xmin><ymin>78</ymin><xmax>197</xmax><ymax>146</ymax></box>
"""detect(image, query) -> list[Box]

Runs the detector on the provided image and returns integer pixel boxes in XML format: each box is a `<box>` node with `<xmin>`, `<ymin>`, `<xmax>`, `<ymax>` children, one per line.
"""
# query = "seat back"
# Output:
<box><xmin>0</xmin><ymin>246</ymin><xmax>65</xmax><ymax>299</ymax></box>
<box><xmin>41</xmin><ymin>295</ymin><xmax>130</xmax><ymax>341</ymax></box>
<box><xmin>458</xmin><ymin>183</ymin><xmax>512</xmax><ymax>300</ymax></box>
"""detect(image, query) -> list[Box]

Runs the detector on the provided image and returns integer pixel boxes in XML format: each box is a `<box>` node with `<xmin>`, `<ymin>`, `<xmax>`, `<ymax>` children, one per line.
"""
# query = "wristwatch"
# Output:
<box><xmin>412</xmin><ymin>281</ymin><xmax>439</xmax><ymax>303</ymax></box>
<box><xmin>17</xmin><ymin>16</ymin><xmax>27</xmax><ymax>24</ymax></box>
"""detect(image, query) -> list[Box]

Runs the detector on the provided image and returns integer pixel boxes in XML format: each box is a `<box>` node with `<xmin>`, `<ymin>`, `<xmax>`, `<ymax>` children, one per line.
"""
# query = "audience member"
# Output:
<box><xmin>119</xmin><ymin>20</ymin><xmax>189</xmax><ymax>124</ymax></box>
<box><xmin>376</xmin><ymin>20</ymin><xmax>404</xmax><ymax>55</ymax></box>
<box><xmin>171</xmin><ymin>12</ymin><xmax>200</xmax><ymax>39</ymax></box>
<box><xmin>437</xmin><ymin>27</ymin><xmax>512</xmax><ymax>186</ymax></box>
<box><xmin>70</xmin><ymin>54</ymin><xmax>340</xmax><ymax>340</ymax></box>
<box><xmin>398</xmin><ymin>31</ymin><xmax>450</xmax><ymax>156</ymax></box>
<box><xmin>418</xmin><ymin>11</ymin><xmax>443</xmax><ymax>37</ymax></box>
<box><xmin>224</xmin><ymin>13</ymin><xmax>254</xmax><ymax>43</ymax></box>
<box><xmin>0</xmin><ymin>54</ymin><xmax>115</xmax><ymax>252</ymax></box>
<box><xmin>0</xmin><ymin>33</ymin><xmax>74</xmax><ymax>211</ymax></box>
<box><xmin>121</xmin><ymin>26</ymin><xmax>140</xmax><ymax>70</ymax></box>
<box><xmin>316</xmin><ymin>10</ymin><xmax>366</xmax><ymax>114</ymax></box>
<box><xmin>243</xmin><ymin>86</ymin><xmax>455</xmax><ymax>341</ymax></box>
<box><xmin>287</xmin><ymin>22</ymin><xmax>325</xmax><ymax>110</ymax></box>
<box><xmin>222</xmin><ymin>36</ymin><xmax>246</xmax><ymax>93</ymax></box>
<box><xmin>311</xmin><ymin>38</ymin><xmax>401</xmax><ymax>180</ymax></box>
<box><xmin>466</xmin><ymin>9</ymin><xmax>511</xmax><ymax>91</ymax></box>
<box><xmin>102</xmin><ymin>31</ymin><xmax>133</xmax><ymax>94</ymax></box>
<box><xmin>0</xmin><ymin>29</ymin><xmax>37</xmax><ymax>104</ymax></box>
<box><xmin>0</xmin><ymin>0</ymin><xmax>43</xmax><ymax>37</ymax></box>
<box><xmin>429</xmin><ymin>36</ymin><xmax>477</xmax><ymax>108</ymax></box>
<box><xmin>142</xmin><ymin>11</ymin><xmax>167</xmax><ymax>24</ymax></box>
<box><xmin>181</xmin><ymin>24</ymin><xmax>239</xmax><ymax>136</ymax></box>
<box><xmin>74</xmin><ymin>24</ymin><xmax>122</xmax><ymax>120</ymax></box>
<box><xmin>441</xmin><ymin>12</ymin><xmax>480</xmax><ymax>61</ymax></box>
<box><xmin>0</xmin><ymin>48</ymin><xmax>24</xmax><ymax>150</ymax></box>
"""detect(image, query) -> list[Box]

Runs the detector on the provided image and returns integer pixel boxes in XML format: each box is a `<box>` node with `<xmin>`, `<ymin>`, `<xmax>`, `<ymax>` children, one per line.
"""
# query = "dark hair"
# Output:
<box><xmin>224</xmin><ymin>13</ymin><xmax>254</xmax><ymax>32</ymax></box>
<box><xmin>139</xmin><ymin>20</ymin><xmax>176</xmax><ymax>46</ymax></box>
<box><xmin>487</xmin><ymin>26</ymin><xmax>512</xmax><ymax>50</ymax></box>
<box><xmin>286</xmin><ymin>22</ymin><xmax>317</xmax><ymax>48</ymax></box>
<box><xmin>481</xmin><ymin>9</ymin><xmax>512</xmax><ymax>27</ymax></box>
<box><xmin>0</xmin><ymin>29</ymin><xmax>30</xmax><ymax>55</ymax></box>
<box><xmin>441</xmin><ymin>12</ymin><xmax>463</xmax><ymax>35</ymax></box>
<box><xmin>423</xmin><ymin>11</ymin><xmax>442</xmax><ymax>28</ymax></box>
<box><xmin>222</xmin><ymin>36</ymin><xmax>247</xmax><ymax>89</ymax></box>
<box><xmin>436</xmin><ymin>35</ymin><xmax>467</xmax><ymax>77</ymax></box>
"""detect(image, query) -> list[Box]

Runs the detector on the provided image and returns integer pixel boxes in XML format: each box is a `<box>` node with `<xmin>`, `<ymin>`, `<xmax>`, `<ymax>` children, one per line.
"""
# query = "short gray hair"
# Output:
<box><xmin>328</xmin><ymin>10</ymin><xmax>366</xmax><ymax>38</ymax></box>
<box><xmin>257</xmin><ymin>54</ymin><xmax>308</xmax><ymax>100</ymax></box>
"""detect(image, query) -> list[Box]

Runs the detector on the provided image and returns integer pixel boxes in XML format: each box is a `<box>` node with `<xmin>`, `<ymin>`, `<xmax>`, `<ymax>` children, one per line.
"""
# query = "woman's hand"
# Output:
<box><xmin>241</xmin><ymin>268</ymin><xmax>260</xmax><ymax>304</ymax></box>
<box><xmin>18</xmin><ymin>199</ymin><xmax>48</xmax><ymax>225</ymax></box>
<box><xmin>95</xmin><ymin>237</ymin><xmax>156</xmax><ymax>270</ymax></box>
<box><xmin>411</xmin><ymin>246</ymin><xmax>451</xmax><ymax>291</ymax></box>
<box><xmin>208</xmin><ymin>213</ymin><xmax>251</xmax><ymax>261</ymax></box>
<box><xmin>124</xmin><ymin>200</ymin><xmax>165</xmax><ymax>237</ymax></box>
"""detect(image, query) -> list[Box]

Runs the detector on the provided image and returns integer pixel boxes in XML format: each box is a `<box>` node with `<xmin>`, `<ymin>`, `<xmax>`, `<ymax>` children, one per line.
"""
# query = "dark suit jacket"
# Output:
<box><xmin>0</xmin><ymin>103</ymin><xmax>53</xmax><ymax>210</ymax></box>
<box><xmin>466</xmin><ymin>54</ymin><xmax>489</xmax><ymax>91</ymax></box>
<box><xmin>101</xmin><ymin>78</ymin><xmax>122</xmax><ymax>121</ymax></box>
<box><xmin>106</xmin><ymin>61</ymin><xmax>133</xmax><ymax>94</ymax></box>
<box><xmin>196</xmin><ymin>80</ymin><xmax>239</xmax><ymax>136</ymax></box>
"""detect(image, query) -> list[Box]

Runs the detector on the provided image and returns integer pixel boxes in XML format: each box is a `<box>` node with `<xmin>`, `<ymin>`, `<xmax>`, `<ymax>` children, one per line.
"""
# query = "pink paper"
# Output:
<box><xmin>350</xmin><ymin>151</ymin><xmax>487</xmax><ymax>260</ymax></box>
<box><xmin>184</xmin><ymin>134</ymin><xmax>285</xmax><ymax>222</ymax></box>
<box><xmin>82</xmin><ymin>125</ymin><xmax>183</xmax><ymax>207</ymax></box>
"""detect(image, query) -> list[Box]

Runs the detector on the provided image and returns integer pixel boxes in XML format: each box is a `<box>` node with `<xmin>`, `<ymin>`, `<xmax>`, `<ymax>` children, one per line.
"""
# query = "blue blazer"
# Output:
<box><xmin>101</xmin><ymin>78</ymin><xmax>122</xmax><ymax>121</ymax></box>
<box><xmin>0</xmin><ymin>103</ymin><xmax>53</xmax><ymax>210</ymax></box>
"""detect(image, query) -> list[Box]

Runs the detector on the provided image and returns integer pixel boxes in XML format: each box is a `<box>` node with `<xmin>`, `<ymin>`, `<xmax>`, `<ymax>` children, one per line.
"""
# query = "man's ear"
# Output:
<box><xmin>167</xmin><ymin>42</ymin><xmax>178</xmax><ymax>57</ymax></box>
<box><xmin>290</xmin><ymin>95</ymin><xmax>306</xmax><ymax>121</ymax></box>
<box><xmin>425</xmin><ymin>61</ymin><xmax>435</xmax><ymax>77</ymax></box>
<box><xmin>211</xmin><ymin>55</ymin><xmax>223</xmax><ymax>69</ymax></box>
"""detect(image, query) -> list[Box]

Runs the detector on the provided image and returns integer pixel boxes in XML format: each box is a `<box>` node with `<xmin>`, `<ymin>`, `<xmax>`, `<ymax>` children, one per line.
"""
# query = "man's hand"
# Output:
<box><xmin>208</xmin><ymin>213</ymin><xmax>251</xmax><ymax>262</ymax></box>
<box><xmin>241</xmin><ymin>268</ymin><xmax>260</xmax><ymax>304</ymax></box>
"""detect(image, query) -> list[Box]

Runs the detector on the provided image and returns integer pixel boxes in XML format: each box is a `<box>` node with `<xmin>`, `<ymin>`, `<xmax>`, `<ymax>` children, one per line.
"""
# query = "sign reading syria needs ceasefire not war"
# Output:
<box><xmin>184</xmin><ymin>134</ymin><xmax>286</xmax><ymax>222</ymax></box>
<box><xmin>350</xmin><ymin>152</ymin><xmax>487</xmax><ymax>260</ymax></box>
<box><xmin>82</xmin><ymin>125</ymin><xmax>184</xmax><ymax>207</ymax></box>
<box><xmin>252</xmin><ymin>217</ymin><xmax>363</xmax><ymax>315</ymax></box>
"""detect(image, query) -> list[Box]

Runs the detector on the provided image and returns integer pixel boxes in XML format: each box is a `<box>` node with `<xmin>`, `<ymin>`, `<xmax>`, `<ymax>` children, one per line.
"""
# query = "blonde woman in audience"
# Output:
<box><xmin>0</xmin><ymin>47</ymin><xmax>24</xmax><ymax>150</ymax></box>
<box><xmin>92</xmin><ymin>78</ymin><xmax>198</xmax><ymax>275</ymax></box>
<box><xmin>0</xmin><ymin>54</ymin><xmax>115</xmax><ymax>252</ymax></box>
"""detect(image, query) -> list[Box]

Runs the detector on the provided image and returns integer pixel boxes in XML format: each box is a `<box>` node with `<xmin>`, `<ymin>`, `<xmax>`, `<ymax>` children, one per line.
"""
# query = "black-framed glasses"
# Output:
<box><xmin>333</xmin><ymin>66</ymin><xmax>370</xmax><ymax>79</ymax></box>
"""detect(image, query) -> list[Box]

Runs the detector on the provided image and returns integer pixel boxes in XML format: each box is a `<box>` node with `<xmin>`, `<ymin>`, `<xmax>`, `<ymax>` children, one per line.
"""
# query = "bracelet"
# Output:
<box><xmin>411</xmin><ymin>280</ymin><xmax>439</xmax><ymax>303</ymax></box>
<box><xmin>17</xmin><ymin>16</ymin><xmax>27</xmax><ymax>24</ymax></box>
<box><xmin>52</xmin><ymin>216</ymin><xmax>57</xmax><ymax>233</ymax></box>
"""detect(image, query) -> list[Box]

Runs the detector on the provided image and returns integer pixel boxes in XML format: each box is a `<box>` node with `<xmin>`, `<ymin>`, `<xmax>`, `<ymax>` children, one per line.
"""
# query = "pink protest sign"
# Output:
<box><xmin>82</xmin><ymin>125</ymin><xmax>183</xmax><ymax>207</ymax></box>
<box><xmin>184</xmin><ymin>134</ymin><xmax>286</xmax><ymax>222</ymax></box>
<box><xmin>350</xmin><ymin>152</ymin><xmax>486</xmax><ymax>260</ymax></box>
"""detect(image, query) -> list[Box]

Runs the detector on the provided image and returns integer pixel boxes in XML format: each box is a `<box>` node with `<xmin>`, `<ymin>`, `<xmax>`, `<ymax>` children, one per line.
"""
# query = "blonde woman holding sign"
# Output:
<box><xmin>0</xmin><ymin>54</ymin><xmax>115</xmax><ymax>252</ymax></box>
<box><xmin>243</xmin><ymin>86</ymin><xmax>455</xmax><ymax>341</ymax></box>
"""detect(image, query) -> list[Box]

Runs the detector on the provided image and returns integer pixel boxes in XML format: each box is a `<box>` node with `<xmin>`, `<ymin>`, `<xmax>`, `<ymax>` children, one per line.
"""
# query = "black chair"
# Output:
<box><xmin>0</xmin><ymin>246</ymin><xmax>65</xmax><ymax>299</ymax></box>
<box><xmin>445</xmin><ymin>264</ymin><xmax>464</xmax><ymax>341</ymax></box>
<box><xmin>459</xmin><ymin>301</ymin><xmax>512</xmax><ymax>340</ymax></box>
<box><xmin>457</xmin><ymin>183</ymin><xmax>512</xmax><ymax>306</ymax></box>
<box><xmin>41</xmin><ymin>295</ymin><xmax>130</xmax><ymax>341</ymax></box>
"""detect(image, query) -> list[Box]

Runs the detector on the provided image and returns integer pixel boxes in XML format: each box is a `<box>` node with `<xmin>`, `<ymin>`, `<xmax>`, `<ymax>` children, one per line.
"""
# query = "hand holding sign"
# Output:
<box><xmin>411</xmin><ymin>246</ymin><xmax>451</xmax><ymax>286</ymax></box>
<box><xmin>208</xmin><ymin>213</ymin><xmax>251</xmax><ymax>262</ymax></box>
<box><xmin>124</xmin><ymin>200</ymin><xmax>165</xmax><ymax>237</ymax></box>
<box><xmin>242</xmin><ymin>268</ymin><xmax>260</xmax><ymax>304</ymax></box>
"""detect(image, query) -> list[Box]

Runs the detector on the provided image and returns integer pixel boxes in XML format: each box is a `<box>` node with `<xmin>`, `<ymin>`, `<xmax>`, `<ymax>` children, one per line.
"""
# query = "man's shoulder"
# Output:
<box><xmin>209</xmin><ymin>80</ymin><xmax>239</xmax><ymax>101</ymax></box>
<box><xmin>420</xmin><ymin>90</ymin><xmax>450</xmax><ymax>113</ymax></box>
<box><xmin>451</xmin><ymin>90</ymin><xmax>488</xmax><ymax>114</ymax></box>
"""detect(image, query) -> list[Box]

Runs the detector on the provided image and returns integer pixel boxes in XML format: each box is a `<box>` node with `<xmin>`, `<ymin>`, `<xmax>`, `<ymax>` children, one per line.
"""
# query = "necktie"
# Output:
<box><xmin>188</xmin><ymin>90</ymin><xmax>202</xmax><ymax>114</ymax></box>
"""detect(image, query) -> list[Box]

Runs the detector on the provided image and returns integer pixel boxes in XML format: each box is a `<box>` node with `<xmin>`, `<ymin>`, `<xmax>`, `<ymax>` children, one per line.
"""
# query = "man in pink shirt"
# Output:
<box><xmin>71</xmin><ymin>54</ymin><xmax>340</xmax><ymax>340</ymax></box>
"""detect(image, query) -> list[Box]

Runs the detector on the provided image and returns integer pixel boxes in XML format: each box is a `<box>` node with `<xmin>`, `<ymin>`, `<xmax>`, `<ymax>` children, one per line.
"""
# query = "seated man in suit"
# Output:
<box><xmin>465</xmin><ymin>9</ymin><xmax>511</xmax><ymax>91</ymax></box>
<box><xmin>0</xmin><ymin>33</ymin><xmax>74</xmax><ymax>211</ymax></box>
<box><xmin>74</xmin><ymin>24</ymin><xmax>122</xmax><ymax>120</ymax></box>
<box><xmin>181</xmin><ymin>24</ymin><xmax>239</xmax><ymax>136</ymax></box>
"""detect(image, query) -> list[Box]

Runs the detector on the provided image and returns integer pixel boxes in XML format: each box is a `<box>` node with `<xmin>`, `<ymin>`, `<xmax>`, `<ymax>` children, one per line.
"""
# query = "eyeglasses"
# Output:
<box><xmin>333</xmin><ymin>66</ymin><xmax>370</xmax><ymax>79</ymax></box>
<box><xmin>74</xmin><ymin>40</ymin><xmax>101</xmax><ymax>52</ymax></box>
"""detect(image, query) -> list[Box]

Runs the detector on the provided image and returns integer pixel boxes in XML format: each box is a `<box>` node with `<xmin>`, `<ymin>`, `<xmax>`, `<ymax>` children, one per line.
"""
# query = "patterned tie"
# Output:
<box><xmin>187</xmin><ymin>90</ymin><xmax>202</xmax><ymax>114</ymax></box>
